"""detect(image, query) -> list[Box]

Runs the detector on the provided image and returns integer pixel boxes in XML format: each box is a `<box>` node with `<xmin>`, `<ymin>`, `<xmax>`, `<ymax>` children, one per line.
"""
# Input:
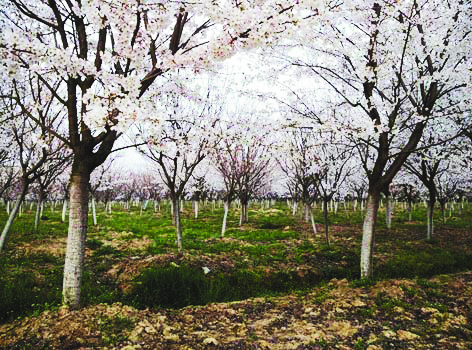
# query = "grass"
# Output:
<box><xmin>0</xmin><ymin>199</ymin><xmax>471</xmax><ymax>323</ymax></box>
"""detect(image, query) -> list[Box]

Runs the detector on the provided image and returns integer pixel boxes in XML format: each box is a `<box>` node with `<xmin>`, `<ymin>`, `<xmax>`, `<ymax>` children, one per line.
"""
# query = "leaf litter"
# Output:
<box><xmin>1</xmin><ymin>272</ymin><xmax>471</xmax><ymax>349</ymax></box>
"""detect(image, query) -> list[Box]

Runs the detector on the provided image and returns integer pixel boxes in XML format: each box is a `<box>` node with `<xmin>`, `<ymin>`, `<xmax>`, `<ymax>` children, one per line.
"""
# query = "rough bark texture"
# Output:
<box><xmin>63</xmin><ymin>173</ymin><xmax>90</xmax><ymax>308</ymax></box>
<box><xmin>360</xmin><ymin>191</ymin><xmax>380</xmax><ymax>278</ymax></box>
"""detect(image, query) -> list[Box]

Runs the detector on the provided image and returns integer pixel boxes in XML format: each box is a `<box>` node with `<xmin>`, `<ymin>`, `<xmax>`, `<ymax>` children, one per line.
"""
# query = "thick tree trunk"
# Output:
<box><xmin>63</xmin><ymin>172</ymin><xmax>90</xmax><ymax>308</ymax></box>
<box><xmin>360</xmin><ymin>191</ymin><xmax>381</xmax><ymax>278</ymax></box>
<box><xmin>172</xmin><ymin>197</ymin><xmax>183</xmax><ymax>252</ymax></box>
<box><xmin>0</xmin><ymin>182</ymin><xmax>29</xmax><ymax>251</ymax></box>
<box><xmin>221</xmin><ymin>201</ymin><xmax>230</xmax><ymax>237</ymax></box>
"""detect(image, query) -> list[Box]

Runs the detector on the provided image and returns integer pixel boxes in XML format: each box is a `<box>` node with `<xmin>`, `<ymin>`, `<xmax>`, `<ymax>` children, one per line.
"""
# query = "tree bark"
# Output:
<box><xmin>385</xmin><ymin>195</ymin><xmax>392</xmax><ymax>229</ymax></box>
<box><xmin>360</xmin><ymin>191</ymin><xmax>381</xmax><ymax>278</ymax></box>
<box><xmin>63</xmin><ymin>172</ymin><xmax>90</xmax><ymax>308</ymax></box>
<box><xmin>91</xmin><ymin>196</ymin><xmax>97</xmax><ymax>225</ymax></box>
<box><xmin>426</xmin><ymin>187</ymin><xmax>436</xmax><ymax>240</ymax></box>
<box><xmin>323</xmin><ymin>198</ymin><xmax>329</xmax><ymax>246</ymax></box>
<box><xmin>292</xmin><ymin>201</ymin><xmax>298</xmax><ymax>216</ymax></box>
<box><xmin>0</xmin><ymin>181</ymin><xmax>29</xmax><ymax>251</ymax></box>
<box><xmin>62</xmin><ymin>199</ymin><xmax>68</xmax><ymax>223</ymax></box>
<box><xmin>240</xmin><ymin>201</ymin><xmax>248</xmax><ymax>225</ymax></box>
<box><xmin>172</xmin><ymin>196</ymin><xmax>183</xmax><ymax>252</ymax></box>
<box><xmin>408</xmin><ymin>199</ymin><xmax>412</xmax><ymax>222</ymax></box>
<box><xmin>310</xmin><ymin>210</ymin><xmax>317</xmax><ymax>236</ymax></box>
<box><xmin>222</xmin><ymin>201</ymin><xmax>229</xmax><ymax>237</ymax></box>
<box><xmin>303</xmin><ymin>203</ymin><xmax>310</xmax><ymax>222</ymax></box>
<box><xmin>194</xmin><ymin>200</ymin><xmax>198</xmax><ymax>219</ymax></box>
<box><xmin>427</xmin><ymin>202</ymin><xmax>434</xmax><ymax>240</ymax></box>
<box><xmin>34</xmin><ymin>197</ymin><xmax>44</xmax><ymax>231</ymax></box>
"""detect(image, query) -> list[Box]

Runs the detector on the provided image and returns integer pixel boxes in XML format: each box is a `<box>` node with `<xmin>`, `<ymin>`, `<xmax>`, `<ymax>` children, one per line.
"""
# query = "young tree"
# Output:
<box><xmin>212</xmin><ymin>138</ymin><xmax>242</xmax><ymax>236</ymax></box>
<box><xmin>311</xmin><ymin>132</ymin><xmax>354</xmax><ymax>246</ymax></box>
<box><xmin>2</xmin><ymin>0</ymin><xmax>322</xmax><ymax>307</ymax></box>
<box><xmin>32</xmin><ymin>149</ymin><xmax>72</xmax><ymax>231</ymax></box>
<box><xmin>277</xmin><ymin>127</ymin><xmax>318</xmax><ymax>224</ymax></box>
<box><xmin>234</xmin><ymin>134</ymin><xmax>272</xmax><ymax>226</ymax></box>
<box><xmin>0</xmin><ymin>114</ymin><xmax>69</xmax><ymax>250</ymax></box>
<box><xmin>139</xmin><ymin>92</ymin><xmax>219</xmax><ymax>251</ymax></box>
<box><xmin>276</xmin><ymin>0</ymin><xmax>471</xmax><ymax>277</ymax></box>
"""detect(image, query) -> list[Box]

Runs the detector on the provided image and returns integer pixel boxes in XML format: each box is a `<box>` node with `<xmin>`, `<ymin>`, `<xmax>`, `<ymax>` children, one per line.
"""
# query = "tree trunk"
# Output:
<box><xmin>303</xmin><ymin>203</ymin><xmax>310</xmax><ymax>222</ymax></box>
<box><xmin>440</xmin><ymin>202</ymin><xmax>446</xmax><ymax>224</ymax></box>
<box><xmin>408</xmin><ymin>199</ymin><xmax>412</xmax><ymax>222</ymax></box>
<box><xmin>426</xmin><ymin>189</ymin><xmax>436</xmax><ymax>240</ymax></box>
<box><xmin>323</xmin><ymin>198</ymin><xmax>329</xmax><ymax>246</ymax></box>
<box><xmin>0</xmin><ymin>182</ymin><xmax>29</xmax><ymax>251</ymax></box>
<box><xmin>91</xmin><ymin>196</ymin><xmax>97</xmax><ymax>225</ymax></box>
<box><xmin>427</xmin><ymin>201</ymin><xmax>434</xmax><ymax>240</ymax></box>
<box><xmin>386</xmin><ymin>195</ymin><xmax>392</xmax><ymax>229</ymax></box>
<box><xmin>240</xmin><ymin>201</ymin><xmax>248</xmax><ymax>225</ymax></box>
<box><xmin>34</xmin><ymin>197</ymin><xmax>43</xmax><ymax>231</ymax></box>
<box><xmin>310</xmin><ymin>210</ymin><xmax>317</xmax><ymax>236</ymax></box>
<box><xmin>194</xmin><ymin>200</ymin><xmax>198</xmax><ymax>219</ymax></box>
<box><xmin>172</xmin><ymin>197</ymin><xmax>183</xmax><ymax>252</ymax></box>
<box><xmin>63</xmin><ymin>172</ymin><xmax>90</xmax><ymax>308</ymax></box>
<box><xmin>171</xmin><ymin>200</ymin><xmax>175</xmax><ymax>224</ymax></box>
<box><xmin>222</xmin><ymin>201</ymin><xmax>230</xmax><ymax>237</ymax></box>
<box><xmin>292</xmin><ymin>201</ymin><xmax>298</xmax><ymax>216</ymax></box>
<box><xmin>62</xmin><ymin>199</ymin><xmax>68</xmax><ymax>223</ymax></box>
<box><xmin>360</xmin><ymin>191</ymin><xmax>381</xmax><ymax>278</ymax></box>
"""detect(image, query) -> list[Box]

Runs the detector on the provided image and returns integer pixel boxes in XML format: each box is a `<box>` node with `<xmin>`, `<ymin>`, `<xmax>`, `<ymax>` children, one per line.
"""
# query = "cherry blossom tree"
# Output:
<box><xmin>272</xmin><ymin>0</ymin><xmax>471</xmax><ymax>277</ymax></box>
<box><xmin>139</xmin><ymin>91</ymin><xmax>220</xmax><ymax>251</ymax></box>
<box><xmin>390</xmin><ymin>170</ymin><xmax>421</xmax><ymax>222</ymax></box>
<box><xmin>277</xmin><ymin>127</ymin><xmax>318</xmax><ymax>223</ymax></box>
<box><xmin>311</xmin><ymin>132</ymin><xmax>354</xmax><ymax>246</ymax></box>
<box><xmin>1</xmin><ymin>0</ymin><xmax>324</xmax><ymax>307</ymax></box>
<box><xmin>89</xmin><ymin>157</ymin><xmax>117</xmax><ymax>224</ymax></box>
<box><xmin>32</xmin><ymin>150</ymin><xmax>72</xmax><ymax>231</ymax></box>
<box><xmin>0</xmin><ymin>111</ymin><xmax>69</xmax><ymax>250</ymax></box>
<box><xmin>212</xmin><ymin>138</ymin><xmax>242</xmax><ymax>236</ymax></box>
